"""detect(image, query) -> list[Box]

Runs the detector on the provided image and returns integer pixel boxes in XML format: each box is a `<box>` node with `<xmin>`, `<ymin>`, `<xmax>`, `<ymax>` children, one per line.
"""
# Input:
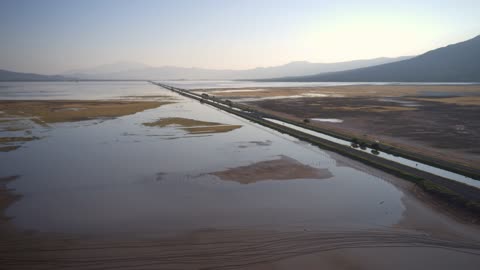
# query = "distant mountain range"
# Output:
<box><xmin>61</xmin><ymin>57</ymin><xmax>411</xmax><ymax>80</ymax></box>
<box><xmin>0</xmin><ymin>57</ymin><xmax>410</xmax><ymax>81</ymax></box>
<box><xmin>0</xmin><ymin>69</ymin><xmax>68</xmax><ymax>81</ymax></box>
<box><xmin>264</xmin><ymin>35</ymin><xmax>480</xmax><ymax>82</ymax></box>
<box><xmin>3</xmin><ymin>35</ymin><xmax>479</xmax><ymax>82</ymax></box>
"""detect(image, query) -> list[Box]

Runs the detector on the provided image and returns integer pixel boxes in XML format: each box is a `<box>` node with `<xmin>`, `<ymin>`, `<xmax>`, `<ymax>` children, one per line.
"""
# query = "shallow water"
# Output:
<box><xmin>0</xmin><ymin>81</ymin><xmax>161</xmax><ymax>100</ymax></box>
<box><xmin>0</xmin><ymin>81</ymin><xmax>414</xmax><ymax>234</ymax></box>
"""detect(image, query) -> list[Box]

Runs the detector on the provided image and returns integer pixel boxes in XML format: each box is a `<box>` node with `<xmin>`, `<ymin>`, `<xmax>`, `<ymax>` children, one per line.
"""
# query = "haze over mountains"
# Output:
<box><xmin>61</xmin><ymin>57</ymin><xmax>411</xmax><ymax>80</ymax></box>
<box><xmin>2</xmin><ymin>35</ymin><xmax>479</xmax><ymax>82</ymax></box>
<box><xmin>1</xmin><ymin>57</ymin><xmax>410</xmax><ymax>81</ymax></box>
<box><xmin>0</xmin><ymin>69</ymin><xmax>66</xmax><ymax>81</ymax></box>
<box><xmin>266</xmin><ymin>35</ymin><xmax>480</xmax><ymax>82</ymax></box>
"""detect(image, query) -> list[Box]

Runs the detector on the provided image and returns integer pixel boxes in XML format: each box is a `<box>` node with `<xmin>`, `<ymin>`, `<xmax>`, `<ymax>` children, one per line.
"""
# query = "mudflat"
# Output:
<box><xmin>143</xmin><ymin>117</ymin><xmax>242</xmax><ymax>134</ymax></box>
<box><xmin>0</xmin><ymin>100</ymin><xmax>172</xmax><ymax>124</ymax></box>
<box><xmin>0</xmin><ymin>99</ymin><xmax>173</xmax><ymax>152</ymax></box>
<box><xmin>210</xmin><ymin>155</ymin><xmax>332</xmax><ymax>184</ymax></box>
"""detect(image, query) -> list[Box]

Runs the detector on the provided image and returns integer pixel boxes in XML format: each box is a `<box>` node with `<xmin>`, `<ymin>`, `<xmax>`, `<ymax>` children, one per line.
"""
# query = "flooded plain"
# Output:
<box><xmin>0</xmin><ymin>81</ymin><xmax>479</xmax><ymax>269</ymax></box>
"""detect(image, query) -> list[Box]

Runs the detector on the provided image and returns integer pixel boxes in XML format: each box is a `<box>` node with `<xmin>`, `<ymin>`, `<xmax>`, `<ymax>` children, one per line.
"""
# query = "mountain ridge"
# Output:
<box><xmin>0</xmin><ymin>69</ymin><xmax>68</xmax><ymax>81</ymax></box>
<box><xmin>262</xmin><ymin>35</ymin><xmax>480</xmax><ymax>82</ymax></box>
<box><xmin>59</xmin><ymin>56</ymin><xmax>412</xmax><ymax>80</ymax></box>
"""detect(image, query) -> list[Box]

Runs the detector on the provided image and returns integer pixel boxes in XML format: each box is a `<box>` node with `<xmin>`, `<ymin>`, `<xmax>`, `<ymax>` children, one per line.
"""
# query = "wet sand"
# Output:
<box><xmin>0</xmin><ymin>204</ymin><xmax>479</xmax><ymax>270</ymax></box>
<box><xmin>211</xmin><ymin>155</ymin><xmax>332</xmax><ymax>184</ymax></box>
<box><xmin>1</xmin><ymin>148</ymin><xmax>480</xmax><ymax>269</ymax></box>
<box><xmin>0</xmin><ymin>228</ymin><xmax>479</xmax><ymax>270</ymax></box>
<box><xmin>1</xmin><ymin>168</ymin><xmax>479</xmax><ymax>270</ymax></box>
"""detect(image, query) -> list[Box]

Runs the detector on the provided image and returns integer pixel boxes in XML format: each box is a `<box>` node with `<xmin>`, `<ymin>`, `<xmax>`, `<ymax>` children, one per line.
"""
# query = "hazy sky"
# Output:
<box><xmin>1</xmin><ymin>0</ymin><xmax>479</xmax><ymax>74</ymax></box>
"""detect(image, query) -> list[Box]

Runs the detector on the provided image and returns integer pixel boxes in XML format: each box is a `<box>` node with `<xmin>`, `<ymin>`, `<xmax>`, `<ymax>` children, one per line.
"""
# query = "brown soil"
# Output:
<box><xmin>210</xmin><ymin>155</ymin><xmax>332</xmax><ymax>184</ymax></box>
<box><xmin>143</xmin><ymin>117</ymin><xmax>242</xmax><ymax>134</ymax></box>
<box><xmin>251</xmin><ymin>97</ymin><xmax>480</xmax><ymax>167</ymax></box>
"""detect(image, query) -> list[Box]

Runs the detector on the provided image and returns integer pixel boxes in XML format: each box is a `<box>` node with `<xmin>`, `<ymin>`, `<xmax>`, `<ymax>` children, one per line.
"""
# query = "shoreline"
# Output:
<box><xmin>1</xmin><ymin>178</ymin><xmax>479</xmax><ymax>270</ymax></box>
<box><xmin>157</xmin><ymin>83</ymin><xmax>480</xmax><ymax>217</ymax></box>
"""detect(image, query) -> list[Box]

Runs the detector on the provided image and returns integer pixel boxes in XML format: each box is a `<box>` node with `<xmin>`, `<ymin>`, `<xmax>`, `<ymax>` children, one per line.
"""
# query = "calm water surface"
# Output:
<box><xmin>0</xmin><ymin>82</ymin><xmax>425</xmax><ymax>234</ymax></box>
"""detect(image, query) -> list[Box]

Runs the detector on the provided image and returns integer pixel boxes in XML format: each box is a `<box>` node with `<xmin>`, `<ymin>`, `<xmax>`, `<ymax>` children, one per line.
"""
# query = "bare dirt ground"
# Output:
<box><xmin>204</xmin><ymin>85</ymin><xmax>480</xmax><ymax>169</ymax></box>
<box><xmin>210</xmin><ymin>155</ymin><xmax>332</xmax><ymax>184</ymax></box>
